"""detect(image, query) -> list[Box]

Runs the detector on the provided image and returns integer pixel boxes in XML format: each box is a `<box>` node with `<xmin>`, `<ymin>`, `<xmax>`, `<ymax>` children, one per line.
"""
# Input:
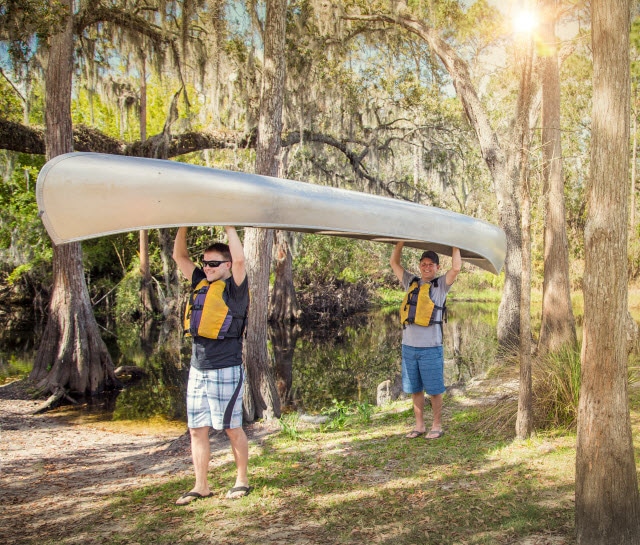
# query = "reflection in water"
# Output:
<box><xmin>445</xmin><ymin>302</ymin><xmax>499</xmax><ymax>384</ymax></box>
<box><xmin>269</xmin><ymin>304</ymin><xmax>499</xmax><ymax>413</ymax></box>
<box><xmin>0</xmin><ymin>302</ymin><xmax>499</xmax><ymax>422</ymax></box>
<box><xmin>111</xmin><ymin>348</ymin><xmax>189</xmax><ymax>422</ymax></box>
<box><xmin>272</xmin><ymin>311</ymin><xmax>402</xmax><ymax>413</ymax></box>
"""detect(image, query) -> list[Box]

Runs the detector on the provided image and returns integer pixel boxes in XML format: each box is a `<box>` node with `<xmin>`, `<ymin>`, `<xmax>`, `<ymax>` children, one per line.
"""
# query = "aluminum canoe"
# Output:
<box><xmin>36</xmin><ymin>152</ymin><xmax>507</xmax><ymax>274</ymax></box>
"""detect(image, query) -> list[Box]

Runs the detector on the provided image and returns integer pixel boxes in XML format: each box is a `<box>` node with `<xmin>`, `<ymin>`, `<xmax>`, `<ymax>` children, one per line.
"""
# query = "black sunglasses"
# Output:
<box><xmin>201</xmin><ymin>259</ymin><xmax>230</xmax><ymax>268</ymax></box>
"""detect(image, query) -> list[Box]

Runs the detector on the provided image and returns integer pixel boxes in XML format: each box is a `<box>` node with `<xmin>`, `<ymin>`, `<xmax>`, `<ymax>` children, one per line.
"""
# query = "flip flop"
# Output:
<box><xmin>175</xmin><ymin>491</ymin><xmax>214</xmax><ymax>505</ymax></box>
<box><xmin>225</xmin><ymin>485</ymin><xmax>252</xmax><ymax>499</ymax></box>
<box><xmin>405</xmin><ymin>430</ymin><xmax>425</xmax><ymax>439</ymax></box>
<box><xmin>425</xmin><ymin>429</ymin><xmax>444</xmax><ymax>440</ymax></box>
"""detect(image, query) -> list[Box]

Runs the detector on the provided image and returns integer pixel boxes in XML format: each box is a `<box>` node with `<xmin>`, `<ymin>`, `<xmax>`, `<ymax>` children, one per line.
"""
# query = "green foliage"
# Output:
<box><xmin>320</xmin><ymin>398</ymin><xmax>352</xmax><ymax>431</ymax></box>
<box><xmin>279</xmin><ymin>411</ymin><xmax>303</xmax><ymax>440</ymax></box>
<box><xmin>630</xmin><ymin>222</ymin><xmax>640</xmax><ymax>279</ymax></box>
<box><xmin>0</xmin><ymin>153</ymin><xmax>52</xmax><ymax>279</ymax></box>
<box><xmin>319</xmin><ymin>399</ymin><xmax>373</xmax><ymax>431</ymax></box>
<box><xmin>115</xmin><ymin>265</ymin><xmax>146</xmax><ymax>322</ymax></box>
<box><xmin>0</xmin><ymin>352</ymin><xmax>33</xmax><ymax>383</ymax></box>
<box><xmin>0</xmin><ymin>0</ymin><xmax>68</xmax><ymax>66</ymax></box>
<box><xmin>454</xmin><ymin>269</ymin><xmax>505</xmax><ymax>294</ymax></box>
<box><xmin>6</xmin><ymin>262</ymin><xmax>33</xmax><ymax>284</ymax></box>
<box><xmin>72</xmin><ymin>88</ymin><xmax>121</xmax><ymax>139</ymax></box>
<box><xmin>293</xmin><ymin>234</ymin><xmax>390</xmax><ymax>284</ymax></box>
<box><xmin>0</xmin><ymin>78</ymin><xmax>24</xmax><ymax>122</ymax></box>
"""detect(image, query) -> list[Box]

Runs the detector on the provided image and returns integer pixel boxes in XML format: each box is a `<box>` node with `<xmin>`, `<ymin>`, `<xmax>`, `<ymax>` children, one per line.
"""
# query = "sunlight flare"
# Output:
<box><xmin>512</xmin><ymin>9</ymin><xmax>539</xmax><ymax>35</ymax></box>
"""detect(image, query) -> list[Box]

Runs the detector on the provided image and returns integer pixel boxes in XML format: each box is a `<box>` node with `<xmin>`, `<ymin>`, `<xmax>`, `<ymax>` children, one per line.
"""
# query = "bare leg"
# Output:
<box><xmin>189</xmin><ymin>426</ymin><xmax>212</xmax><ymax>493</ymax></box>
<box><xmin>225</xmin><ymin>427</ymin><xmax>249</xmax><ymax>497</ymax></box>
<box><xmin>175</xmin><ymin>426</ymin><xmax>212</xmax><ymax>504</ymax></box>
<box><xmin>426</xmin><ymin>394</ymin><xmax>444</xmax><ymax>438</ymax></box>
<box><xmin>406</xmin><ymin>392</ymin><xmax>426</xmax><ymax>437</ymax></box>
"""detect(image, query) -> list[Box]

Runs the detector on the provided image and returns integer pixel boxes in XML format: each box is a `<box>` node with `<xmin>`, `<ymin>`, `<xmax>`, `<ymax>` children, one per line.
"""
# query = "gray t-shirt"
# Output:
<box><xmin>401</xmin><ymin>269</ymin><xmax>451</xmax><ymax>348</ymax></box>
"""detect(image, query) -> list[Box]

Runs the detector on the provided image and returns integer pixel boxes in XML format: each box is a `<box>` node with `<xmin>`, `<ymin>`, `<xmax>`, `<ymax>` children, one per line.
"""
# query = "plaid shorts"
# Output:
<box><xmin>186</xmin><ymin>365</ymin><xmax>244</xmax><ymax>430</ymax></box>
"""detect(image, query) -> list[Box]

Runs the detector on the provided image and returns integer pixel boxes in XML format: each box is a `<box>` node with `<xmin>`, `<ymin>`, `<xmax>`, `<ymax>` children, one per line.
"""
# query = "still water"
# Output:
<box><xmin>0</xmin><ymin>302</ymin><xmax>499</xmax><ymax>423</ymax></box>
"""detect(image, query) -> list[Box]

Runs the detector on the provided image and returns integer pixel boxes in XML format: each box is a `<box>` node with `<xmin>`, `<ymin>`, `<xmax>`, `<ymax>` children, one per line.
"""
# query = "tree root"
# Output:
<box><xmin>32</xmin><ymin>387</ymin><xmax>79</xmax><ymax>414</ymax></box>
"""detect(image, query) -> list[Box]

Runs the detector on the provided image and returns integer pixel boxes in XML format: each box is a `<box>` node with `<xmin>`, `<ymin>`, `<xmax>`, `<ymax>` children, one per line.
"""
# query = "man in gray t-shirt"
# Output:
<box><xmin>390</xmin><ymin>243</ymin><xmax>461</xmax><ymax>440</ymax></box>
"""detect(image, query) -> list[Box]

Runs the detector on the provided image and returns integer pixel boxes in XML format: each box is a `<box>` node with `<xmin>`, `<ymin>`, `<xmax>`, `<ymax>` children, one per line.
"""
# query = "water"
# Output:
<box><xmin>0</xmin><ymin>302</ymin><xmax>499</xmax><ymax>423</ymax></box>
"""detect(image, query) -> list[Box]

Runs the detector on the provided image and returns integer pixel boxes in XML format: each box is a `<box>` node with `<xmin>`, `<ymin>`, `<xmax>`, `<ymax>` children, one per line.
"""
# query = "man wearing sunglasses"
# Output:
<box><xmin>172</xmin><ymin>225</ymin><xmax>251</xmax><ymax>504</ymax></box>
<box><xmin>390</xmin><ymin>243</ymin><xmax>461</xmax><ymax>441</ymax></box>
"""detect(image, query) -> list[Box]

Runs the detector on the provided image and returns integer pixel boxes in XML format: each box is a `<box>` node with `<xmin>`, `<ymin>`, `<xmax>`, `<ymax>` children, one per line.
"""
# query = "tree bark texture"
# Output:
<box><xmin>576</xmin><ymin>1</ymin><xmax>640</xmax><ymax>543</ymax></box>
<box><xmin>631</xmin><ymin>95</ymin><xmax>637</xmax><ymax>234</ymax></box>
<box><xmin>139</xmin><ymin>228</ymin><xmax>160</xmax><ymax>314</ymax></box>
<box><xmin>538</xmin><ymin>0</ymin><xmax>577</xmax><ymax>354</ymax></box>
<box><xmin>30</xmin><ymin>0</ymin><xmax>119</xmax><ymax>396</ymax></box>
<box><xmin>515</xmin><ymin>37</ymin><xmax>534</xmax><ymax>440</ymax></box>
<box><xmin>242</xmin><ymin>0</ymin><xmax>288</xmax><ymax>421</ymax></box>
<box><xmin>269</xmin><ymin>230</ymin><xmax>302</xmax><ymax>323</ymax></box>
<box><xmin>30</xmin><ymin>244</ymin><xmax>118</xmax><ymax>394</ymax></box>
<box><xmin>243</xmin><ymin>227</ymin><xmax>278</xmax><ymax>421</ymax></box>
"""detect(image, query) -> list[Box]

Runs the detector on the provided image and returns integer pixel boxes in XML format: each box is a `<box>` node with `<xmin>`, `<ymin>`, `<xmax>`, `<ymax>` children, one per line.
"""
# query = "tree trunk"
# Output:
<box><xmin>269</xmin><ymin>230</ymin><xmax>301</xmax><ymax>323</ymax></box>
<box><xmin>538</xmin><ymin>0</ymin><xmax>577</xmax><ymax>354</ymax></box>
<box><xmin>515</xmin><ymin>35</ymin><xmax>534</xmax><ymax>440</ymax></box>
<box><xmin>158</xmin><ymin>227</ymin><xmax>180</xmax><ymax>315</ymax></box>
<box><xmin>139</xmin><ymin>228</ymin><xmax>159</xmax><ymax>314</ymax></box>
<box><xmin>631</xmin><ymin>87</ymin><xmax>637</xmax><ymax>235</ymax></box>
<box><xmin>30</xmin><ymin>0</ymin><xmax>118</xmax><ymax>396</ymax></box>
<box><xmin>31</xmin><ymin>244</ymin><xmax>119</xmax><ymax>395</ymax></box>
<box><xmin>243</xmin><ymin>227</ymin><xmax>278</xmax><ymax>421</ymax></box>
<box><xmin>242</xmin><ymin>0</ymin><xmax>287</xmax><ymax>421</ymax></box>
<box><xmin>137</xmin><ymin>52</ymin><xmax>160</xmax><ymax>315</ymax></box>
<box><xmin>576</xmin><ymin>1</ymin><xmax>640</xmax><ymax>542</ymax></box>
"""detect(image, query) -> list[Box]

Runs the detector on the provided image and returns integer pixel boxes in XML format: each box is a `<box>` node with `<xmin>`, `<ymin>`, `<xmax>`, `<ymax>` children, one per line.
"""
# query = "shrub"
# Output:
<box><xmin>533</xmin><ymin>344</ymin><xmax>581</xmax><ymax>430</ymax></box>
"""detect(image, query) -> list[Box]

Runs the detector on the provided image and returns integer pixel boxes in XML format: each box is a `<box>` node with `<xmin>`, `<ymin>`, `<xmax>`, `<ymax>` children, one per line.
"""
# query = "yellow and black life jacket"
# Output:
<box><xmin>399</xmin><ymin>276</ymin><xmax>446</xmax><ymax>329</ymax></box>
<box><xmin>183</xmin><ymin>278</ymin><xmax>247</xmax><ymax>339</ymax></box>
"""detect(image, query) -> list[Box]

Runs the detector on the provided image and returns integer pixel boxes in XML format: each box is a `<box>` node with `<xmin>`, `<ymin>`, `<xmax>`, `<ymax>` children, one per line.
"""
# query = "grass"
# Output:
<box><xmin>34</xmin><ymin>371</ymin><xmax>606</xmax><ymax>545</ymax></box>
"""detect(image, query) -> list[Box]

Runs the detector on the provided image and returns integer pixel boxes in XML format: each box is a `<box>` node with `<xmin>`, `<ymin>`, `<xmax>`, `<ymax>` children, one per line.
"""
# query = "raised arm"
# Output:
<box><xmin>390</xmin><ymin>241</ymin><xmax>405</xmax><ymax>283</ymax></box>
<box><xmin>225</xmin><ymin>226</ymin><xmax>246</xmax><ymax>286</ymax></box>
<box><xmin>172</xmin><ymin>227</ymin><xmax>196</xmax><ymax>281</ymax></box>
<box><xmin>445</xmin><ymin>247</ymin><xmax>462</xmax><ymax>286</ymax></box>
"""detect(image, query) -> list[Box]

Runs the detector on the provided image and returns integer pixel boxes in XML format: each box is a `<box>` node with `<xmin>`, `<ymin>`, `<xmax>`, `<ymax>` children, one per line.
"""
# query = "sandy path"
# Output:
<box><xmin>0</xmin><ymin>381</ymin><xmax>273</xmax><ymax>545</ymax></box>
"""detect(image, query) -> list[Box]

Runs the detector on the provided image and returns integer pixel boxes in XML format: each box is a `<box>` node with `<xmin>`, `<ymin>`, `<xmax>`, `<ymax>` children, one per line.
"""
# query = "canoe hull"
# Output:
<box><xmin>36</xmin><ymin>152</ymin><xmax>507</xmax><ymax>274</ymax></box>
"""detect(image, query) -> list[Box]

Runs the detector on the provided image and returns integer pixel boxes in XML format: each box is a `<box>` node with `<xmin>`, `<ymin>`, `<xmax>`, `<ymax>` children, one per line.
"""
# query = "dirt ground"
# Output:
<box><xmin>0</xmin><ymin>377</ymin><xmax>574</xmax><ymax>545</ymax></box>
<box><xmin>0</xmin><ymin>380</ymin><xmax>276</xmax><ymax>545</ymax></box>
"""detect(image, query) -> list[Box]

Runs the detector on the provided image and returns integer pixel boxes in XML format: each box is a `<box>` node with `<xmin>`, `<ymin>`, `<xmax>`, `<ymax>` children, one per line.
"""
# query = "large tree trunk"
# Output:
<box><xmin>576</xmin><ymin>1</ymin><xmax>640</xmax><ymax>542</ymax></box>
<box><xmin>538</xmin><ymin>0</ymin><xmax>576</xmax><ymax>354</ymax></box>
<box><xmin>30</xmin><ymin>0</ymin><xmax>118</xmax><ymax>397</ymax></box>
<box><xmin>242</xmin><ymin>0</ymin><xmax>287</xmax><ymax>421</ymax></box>
<box><xmin>243</xmin><ymin>226</ymin><xmax>277</xmax><ymax>421</ymax></box>
<box><xmin>269</xmin><ymin>230</ymin><xmax>301</xmax><ymax>323</ymax></box>
<box><xmin>515</xmin><ymin>36</ymin><xmax>534</xmax><ymax>440</ymax></box>
<box><xmin>30</xmin><ymin>245</ymin><xmax>118</xmax><ymax>394</ymax></box>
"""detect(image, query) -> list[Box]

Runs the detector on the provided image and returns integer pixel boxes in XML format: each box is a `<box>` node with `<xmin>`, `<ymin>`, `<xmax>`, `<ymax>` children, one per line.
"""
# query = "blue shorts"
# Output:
<box><xmin>401</xmin><ymin>345</ymin><xmax>445</xmax><ymax>396</ymax></box>
<box><xmin>186</xmin><ymin>365</ymin><xmax>244</xmax><ymax>429</ymax></box>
